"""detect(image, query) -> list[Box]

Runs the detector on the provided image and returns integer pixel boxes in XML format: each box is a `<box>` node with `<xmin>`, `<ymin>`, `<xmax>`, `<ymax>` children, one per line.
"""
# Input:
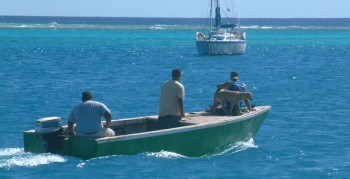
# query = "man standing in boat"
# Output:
<box><xmin>158</xmin><ymin>68</ymin><xmax>185</xmax><ymax>129</ymax></box>
<box><xmin>67</xmin><ymin>91</ymin><xmax>115</xmax><ymax>137</ymax></box>
<box><xmin>207</xmin><ymin>71</ymin><xmax>255</xmax><ymax>113</ymax></box>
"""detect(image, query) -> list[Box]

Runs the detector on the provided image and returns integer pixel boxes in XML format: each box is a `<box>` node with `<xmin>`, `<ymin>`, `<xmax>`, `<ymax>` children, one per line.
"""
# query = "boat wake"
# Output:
<box><xmin>216</xmin><ymin>138</ymin><xmax>258</xmax><ymax>156</ymax></box>
<box><xmin>144</xmin><ymin>139</ymin><xmax>257</xmax><ymax>159</ymax></box>
<box><xmin>146</xmin><ymin>150</ymin><xmax>186</xmax><ymax>159</ymax></box>
<box><xmin>0</xmin><ymin>148</ymin><xmax>66</xmax><ymax>169</ymax></box>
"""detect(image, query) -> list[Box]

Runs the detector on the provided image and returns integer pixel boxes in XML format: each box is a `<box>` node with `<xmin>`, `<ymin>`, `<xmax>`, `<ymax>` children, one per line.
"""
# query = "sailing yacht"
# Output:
<box><xmin>195</xmin><ymin>0</ymin><xmax>247</xmax><ymax>55</ymax></box>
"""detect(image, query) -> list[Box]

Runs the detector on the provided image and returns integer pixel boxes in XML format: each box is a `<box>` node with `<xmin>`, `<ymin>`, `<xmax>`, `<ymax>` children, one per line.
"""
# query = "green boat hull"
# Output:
<box><xmin>24</xmin><ymin>106</ymin><xmax>271</xmax><ymax>159</ymax></box>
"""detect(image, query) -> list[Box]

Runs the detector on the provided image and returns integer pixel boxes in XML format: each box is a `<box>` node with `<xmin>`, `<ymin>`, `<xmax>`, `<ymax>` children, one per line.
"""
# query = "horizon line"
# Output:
<box><xmin>1</xmin><ymin>15</ymin><xmax>350</xmax><ymax>19</ymax></box>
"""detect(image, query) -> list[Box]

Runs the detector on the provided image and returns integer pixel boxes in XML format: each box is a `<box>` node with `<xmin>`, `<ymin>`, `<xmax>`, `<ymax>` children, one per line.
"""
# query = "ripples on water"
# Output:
<box><xmin>1</xmin><ymin>17</ymin><xmax>350</xmax><ymax>178</ymax></box>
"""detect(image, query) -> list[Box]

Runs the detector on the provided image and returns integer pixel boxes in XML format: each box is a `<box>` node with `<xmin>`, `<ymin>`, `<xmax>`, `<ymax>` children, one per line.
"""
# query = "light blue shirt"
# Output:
<box><xmin>68</xmin><ymin>100</ymin><xmax>110</xmax><ymax>134</ymax></box>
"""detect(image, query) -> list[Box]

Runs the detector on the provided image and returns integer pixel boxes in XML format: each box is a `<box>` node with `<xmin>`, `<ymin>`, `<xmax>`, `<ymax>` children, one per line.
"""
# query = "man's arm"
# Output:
<box><xmin>103</xmin><ymin>111</ymin><xmax>112</xmax><ymax>128</ymax></box>
<box><xmin>217</xmin><ymin>82</ymin><xmax>231</xmax><ymax>90</ymax></box>
<box><xmin>242</xmin><ymin>91</ymin><xmax>255</xmax><ymax>111</ymax></box>
<box><xmin>244</xmin><ymin>99</ymin><xmax>256</xmax><ymax>111</ymax></box>
<box><xmin>178</xmin><ymin>98</ymin><xmax>185</xmax><ymax>117</ymax></box>
<box><xmin>225</xmin><ymin>90</ymin><xmax>240</xmax><ymax>94</ymax></box>
<box><xmin>225</xmin><ymin>91</ymin><xmax>256</xmax><ymax>111</ymax></box>
<box><xmin>68</xmin><ymin>121</ymin><xmax>75</xmax><ymax>135</ymax></box>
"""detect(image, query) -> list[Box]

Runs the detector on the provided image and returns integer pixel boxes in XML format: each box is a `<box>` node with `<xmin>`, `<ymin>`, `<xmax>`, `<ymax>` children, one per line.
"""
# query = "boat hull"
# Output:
<box><xmin>24</xmin><ymin>106</ymin><xmax>271</xmax><ymax>159</ymax></box>
<box><xmin>196</xmin><ymin>40</ymin><xmax>247</xmax><ymax>55</ymax></box>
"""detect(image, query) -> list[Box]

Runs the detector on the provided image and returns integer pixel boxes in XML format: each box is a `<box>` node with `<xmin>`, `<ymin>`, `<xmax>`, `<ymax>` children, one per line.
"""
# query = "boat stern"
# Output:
<box><xmin>23</xmin><ymin>130</ymin><xmax>46</xmax><ymax>153</ymax></box>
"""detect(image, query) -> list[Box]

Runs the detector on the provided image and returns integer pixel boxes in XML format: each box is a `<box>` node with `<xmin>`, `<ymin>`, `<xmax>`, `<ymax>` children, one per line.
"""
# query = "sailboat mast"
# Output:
<box><xmin>215</xmin><ymin>0</ymin><xmax>221</xmax><ymax>31</ymax></box>
<box><xmin>210</xmin><ymin>0</ymin><xmax>213</xmax><ymax>31</ymax></box>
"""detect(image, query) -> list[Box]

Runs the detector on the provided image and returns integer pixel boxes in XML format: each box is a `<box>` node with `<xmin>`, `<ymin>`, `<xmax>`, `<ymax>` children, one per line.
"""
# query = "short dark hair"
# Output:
<box><xmin>82</xmin><ymin>91</ymin><xmax>93</xmax><ymax>101</ymax></box>
<box><xmin>231</xmin><ymin>71</ymin><xmax>240</xmax><ymax>80</ymax></box>
<box><xmin>172</xmin><ymin>68</ymin><xmax>182</xmax><ymax>79</ymax></box>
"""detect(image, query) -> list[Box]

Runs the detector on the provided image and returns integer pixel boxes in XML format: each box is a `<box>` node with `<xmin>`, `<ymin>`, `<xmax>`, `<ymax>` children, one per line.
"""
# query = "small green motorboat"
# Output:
<box><xmin>23</xmin><ymin>106</ymin><xmax>271</xmax><ymax>159</ymax></box>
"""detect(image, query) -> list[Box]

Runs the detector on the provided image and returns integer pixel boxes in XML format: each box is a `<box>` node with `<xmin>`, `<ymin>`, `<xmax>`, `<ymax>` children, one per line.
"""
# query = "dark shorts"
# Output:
<box><xmin>156</xmin><ymin>115</ymin><xmax>181</xmax><ymax>130</ymax></box>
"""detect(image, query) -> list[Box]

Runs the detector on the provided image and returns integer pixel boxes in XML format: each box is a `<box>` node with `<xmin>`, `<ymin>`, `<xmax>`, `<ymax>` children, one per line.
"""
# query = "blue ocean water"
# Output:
<box><xmin>1</xmin><ymin>16</ymin><xmax>350</xmax><ymax>178</ymax></box>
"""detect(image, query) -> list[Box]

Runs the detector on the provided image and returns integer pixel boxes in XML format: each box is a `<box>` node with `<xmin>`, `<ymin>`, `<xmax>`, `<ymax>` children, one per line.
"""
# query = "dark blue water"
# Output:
<box><xmin>1</xmin><ymin>16</ymin><xmax>350</xmax><ymax>178</ymax></box>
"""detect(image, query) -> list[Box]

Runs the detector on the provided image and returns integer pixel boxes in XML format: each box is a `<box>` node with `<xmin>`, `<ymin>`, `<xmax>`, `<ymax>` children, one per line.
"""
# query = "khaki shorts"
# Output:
<box><xmin>77</xmin><ymin>127</ymin><xmax>115</xmax><ymax>138</ymax></box>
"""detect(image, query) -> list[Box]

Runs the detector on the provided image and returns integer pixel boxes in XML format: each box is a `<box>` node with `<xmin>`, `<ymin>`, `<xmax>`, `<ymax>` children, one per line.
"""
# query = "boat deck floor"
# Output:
<box><xmin>181</xmin><ymin>112</ymin><xmax>243</xmax><ymax>125</ymax></box>
<box><xmin>109</xmin><ymin>106</ymin><xmax>268</xmax><ymax>136</ymax></box>
<box><xmin>180</xmin><ymin>106</ymin><xmax>267</xmax><ymax>125</ymax></box>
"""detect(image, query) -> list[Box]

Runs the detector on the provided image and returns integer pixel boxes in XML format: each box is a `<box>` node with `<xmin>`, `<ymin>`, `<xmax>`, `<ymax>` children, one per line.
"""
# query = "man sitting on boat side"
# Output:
<box><xmin>207</xmin><ymin>71</ymin><xmax>255</xmax><ymax>114</ymax></box>
<box><xmin>157</xmin><ymin>68</ymin><xmax>185</xmax><ymax>129</ymax></box>
<box><xmin>67</xmin><ymin>91</ymin><xmax>115</xmax><ymax>138</ymax></box>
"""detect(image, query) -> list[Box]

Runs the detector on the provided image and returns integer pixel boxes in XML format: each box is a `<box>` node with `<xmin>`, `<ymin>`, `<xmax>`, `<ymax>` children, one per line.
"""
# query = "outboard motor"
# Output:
<box><xmin>35</xmin><ymin>117</ymin><xmax>64</xmax><ymax>153</ymax></box>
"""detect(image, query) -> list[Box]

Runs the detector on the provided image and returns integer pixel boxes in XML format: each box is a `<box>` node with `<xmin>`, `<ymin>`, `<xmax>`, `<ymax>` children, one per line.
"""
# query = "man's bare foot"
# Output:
<box><xmin>249</xmin><ymin>108</ymin><xmax>256</xmax><ymax>111</ymax></box>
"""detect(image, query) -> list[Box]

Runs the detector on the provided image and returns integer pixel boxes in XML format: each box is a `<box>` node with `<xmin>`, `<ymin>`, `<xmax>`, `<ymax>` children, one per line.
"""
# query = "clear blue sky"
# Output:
<box><xmin>1</xmin><ymin>0</ymin><xmax>349</xmax><ymax>18</ymax></box>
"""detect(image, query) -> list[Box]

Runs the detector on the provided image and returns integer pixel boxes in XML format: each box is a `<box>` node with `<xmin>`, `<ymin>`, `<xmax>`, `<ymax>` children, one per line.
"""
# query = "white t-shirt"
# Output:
<box><xmin>68</xmin><ymin>100</ymin><xmax>110</xmax><ymax>134</ymax></box>
<box><xmin>159</xmin><ymin>79</ymin><xmax>185</xmax><ymax>116</ymax></box>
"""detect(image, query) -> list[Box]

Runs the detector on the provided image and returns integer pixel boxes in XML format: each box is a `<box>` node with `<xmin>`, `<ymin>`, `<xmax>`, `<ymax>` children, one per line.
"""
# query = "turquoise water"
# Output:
<box><xmin>1</xmin><ymin>17</ymin><xmax>350</xmax><ymax>178</ymax></box>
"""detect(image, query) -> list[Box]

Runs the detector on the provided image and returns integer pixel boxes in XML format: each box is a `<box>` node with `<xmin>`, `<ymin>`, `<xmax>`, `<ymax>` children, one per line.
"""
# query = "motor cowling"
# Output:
<box><xmin>35</xmin><ymin>116</ymin><xmax>62</xmax><ymax>134</ymax></box>
<box><xmin>34</xmin><ymin>117</ymin><xmax>64</xmax><ymax>153</ymax></box>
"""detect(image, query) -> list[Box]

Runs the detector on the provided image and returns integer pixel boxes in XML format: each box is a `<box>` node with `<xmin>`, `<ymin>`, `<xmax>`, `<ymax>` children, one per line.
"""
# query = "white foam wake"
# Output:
<box><xmin>0</xmin><ymin>148</ymin><xmax>66</xmax><ymax>169</ymax></box>
<box><xmin>146</xmin><ymin>150</ymin><xmax>186</xmax><ymax>159</ymax></box>
<box><xmin>144</xmin><ymin>139</ymin><xmax>257</xmax><ymax>159</ymax></box>
<box><xmin>217</xmin><ymin>138</ymin><xmax>258</xmax><ymax>156</ymax></box>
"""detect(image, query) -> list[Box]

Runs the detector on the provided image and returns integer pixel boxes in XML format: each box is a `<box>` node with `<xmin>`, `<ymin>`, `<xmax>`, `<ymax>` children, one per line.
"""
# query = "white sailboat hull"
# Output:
<box><xmin>195</xmin><ymin>0</ymin><xmax>247</xmax><ymax>56</ymax></box>
<box><xmin>196</xmin><ymin>40</ymin><xmax>247</xmax><ymax>55</ymax></box>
